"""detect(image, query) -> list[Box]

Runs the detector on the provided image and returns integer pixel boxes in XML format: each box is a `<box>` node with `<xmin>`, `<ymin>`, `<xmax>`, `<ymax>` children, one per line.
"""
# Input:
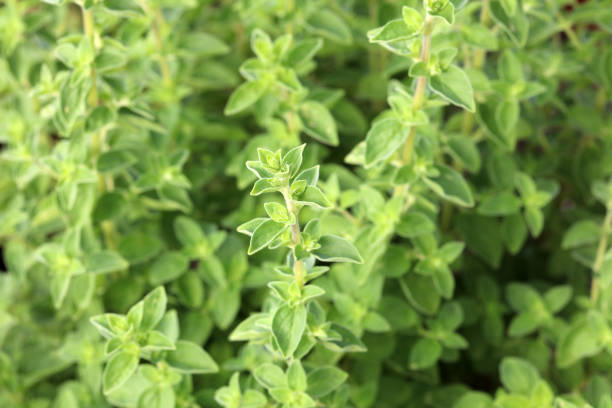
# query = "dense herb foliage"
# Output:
<box><xmin>1</xmin><ymin>0</ymin><xmax>612</xmax><ymax>407</ymax></box>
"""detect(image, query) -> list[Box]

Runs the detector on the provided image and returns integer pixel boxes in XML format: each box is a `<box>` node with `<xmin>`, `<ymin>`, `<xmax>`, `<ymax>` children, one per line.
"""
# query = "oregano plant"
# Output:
<box><xmin>1</xmin><ymin>0</ymin><xmax>612</xmax><ymax>408</ymax></box>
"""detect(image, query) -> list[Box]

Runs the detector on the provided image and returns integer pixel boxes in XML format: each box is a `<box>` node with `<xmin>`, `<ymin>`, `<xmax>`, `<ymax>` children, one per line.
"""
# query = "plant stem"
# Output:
<box><xmin>464</xmin><ymin>0</ymin><xmax>491</xmax><ymax>134</ymax></box>
<box><xmin>596</xmin><ymin>88</ymin><xmax>606</xmax><ymax>112</ymax></box>
<box><xmin>401</xmin><ymin>16</ymin><xmax>434</xmax><ymax>164</ymax></box>
<box><xmin>82</xmin><ymin>6</ymin><xmax>117</xmax><ymax>250</ymax></box>
<box><xmin>154</xmin><ymin>8</ymin><xmax>172</xmax><ymax>86</ymax></box>
<box><xmin>139</xmin><ymin>0</ymin><xmax>172</xmax><ymax>86</ymax></box>
<box><xmin>82</xmin><ymin>8</ymin><xmax>97</xmax><ymax>107</ymax></box>
<box><xmin>82</xmin><ymin>6</ymin><xmax>102</xmax><ymax>179</ymax></box>
<box><xmin>368</xmin><ymin>0</ymin><xmax>379</xmax><ymax>73</ymax></box>
<box><xmin>591</xmin><ymin>208</ymin><xmax>612</xmax><ymax>302</ymax></box>
<box><xmin>282</xmin><ymin>188</ymin><xmax>304</xmax><ymax>287</ymax></box>
<box><xmin>472</xmin><ymin>0</ymin><xmax>490</xmax><ymax>68</ymax></box>
<box><xmin>556</xmin><ymin>12</ymin><xmax>581</xmax><ymax>50</ymax></box>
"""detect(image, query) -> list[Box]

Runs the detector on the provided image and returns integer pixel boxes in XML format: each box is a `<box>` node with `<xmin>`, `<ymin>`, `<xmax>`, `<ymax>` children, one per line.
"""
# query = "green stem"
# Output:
<box><xmin>82</xmin><ymin>9</ymin><xmax>97</xmax><ymax>107</ymax></box>
<box><xmin>82</xmin><ymin>6</ymin><xmax>117</xmax><ymax>250</ymax></box>
<box><xmin>282</xmin><ymin>188</ymin><xmax>304</xmax><ymax>287</ymax></box>
<box><xmin>139</xmin><ymin>1</ymin><xmax>172</xmax><ymax>86</ymax></box>
<box><xmin>472</xmin><ymin>0</ymin><xmax>490</xmax><ymax>68</ymax></box>
<box><xmin>591</xmin><ymin>208</ymin><xmax>612</xmax><ymax>302</ymax></box>
<box><xmin>557</xmin><ymin>12</ymin><xmax>581</xmax><ymax>50</ymax></box>
<box><xmin>596</xmin><ymin>88</ymin><xmax>606</xmax><ymax>113</ymax></box>
<box><xmin>464</xmin><ymin>0</ymin><xmax>491</xmax><ymax>134</ymax></box>
<box><xmin>154</xmin><ymin>8</ymin><xmax>172</xmax><ymax>86</ymax></box>
<box><xmin>401</xmin><ymin>16</ymin><xmax>434</xmax><ymax>164</ymax></box>
<box><xmin>368</xmin><ymin>0</ymin><xmax>379</xmax><ymax>73</ymax></box>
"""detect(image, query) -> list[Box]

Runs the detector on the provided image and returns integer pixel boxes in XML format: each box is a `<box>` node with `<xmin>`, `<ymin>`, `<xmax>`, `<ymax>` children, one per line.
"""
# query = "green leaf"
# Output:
<box><xmin>455</xmin><ymin>392</ymin><xmax>494</xmax><ymax>408</ymax></box>
<box><xmin>50</xmin><ymin>271</ymin><xmax>72</xmax><ymax>309</ymax></box>
<box><xmin>294</xmin><ymin>166</ymin><xmax>320</xmax><ymax>186</ymax></box>
<box><xmin>237</xmin><ymin>218</ymin><xmax>268</xmax><ymax>236</ymax></box>
<box><xmin>562</xmin><ymin>220</ymin><xmax>601</xmax><ymax>249</ymax></box>
<box><xmin>306</xmin><ymin>9</ymin><xmax>353</xmax><ymax>45</ymax></box>
<box><xmin>97</xmin><ymin>149</ymin><xmax>138</xmax><ymax>173</ymax></box>
<box><xmin>502</xmin><ymin>213</ymin><xmax>528</xmax><ymax>254</ymax></box>
<box><xmin>224</xmin><ymin>80</ymin><xmax>268</xmax><ymax>116</ymax></box>
<box><xmin>489</xmin><ymin>0</ymin><xmax>529</xmax><ymax>46</ymax></box>
<box><xmin>271</xmin><ymin>303</ymin><xmax>307</xmax><ymax>358</ymax></box>
<box><xmin>506</xmin><ymin>283</ymin><xmax>541</xmax><ymax>311</ymax></box>
<box><xmin>478</xmin><ymin>102</ymin><xmax>516</xmax><ymax>150</ymax></box>
<box><xmin>158</xmin><ymin>184</ymin><xmax>192</xmax><ymax>213</ymax></box>
<box><xmin>410</xmin><ymin>338</ymin><xmax>442</xmax><ymax>369</ymax></box>
<box><xmin>323</xmin><ymin>322</ymin><xmax>367</xmax><ymax>352</ymax></box>
<box><xmin>461</xmin><ymin>24</ymin><xmax>499</xmax><ymax>50</ymax></box>
<box><xmin>298</xmin><ymin>101</ymin><xmax>339</xmax><ymax>146</ymax></box>
<box><xmin>524</xmin><ymin>207</ymin><xmax>544</xmax><ymax>237</ymax></box>
<box><xmin>138</xmin><ymin>385</ymin><xmax>175</xmax><ymax>408</ymax></box>
<box><xmin>165</xmin><ymin>340</ymin><xmax>218</xmax><ymax>374</ymax></box>
<box><xmin>242</xmin><ymin>390</ymin><xmax>267</xmax><ymax>407</ymax></box>
<box><xmin>175</xmin><ymin>270</ymin><xmax>205</xmax><ymax>308</ymax></box>
<box><xmin>367</xmin><ymin>19</ymin><xmax>420</xmax><ymax>43</ymax></box>
<box><xmin>364</xmin><ymin>118</ymin><xmax>409</xmax><ymax>167</ymax></box>
<box><xmin>499</xmin><ymin>357</ymin><xmax>540</xmax><ymax>394</ymax></box>
<box><xmin>287</xmin><ymin>361</ymin><xmax>307</xmax><ymax>392</ymax></box>
<box><xmin>86</xmin><ymin>106</ymin><xmax>116</xmax><ymax>132</ymax></box>
<box><xmin>402</xmin><ymin>7</ymin><xmax>425</xmax><ymax>33</ymax></box>
<box><xmin>103</xmin><ymin>347</ymin><xmax>140</xmax><ymax>394</ymax></box>
<box><xmin>174</xmin><ymin>216</ymin><xmax>205</xmax><ymax>247</ymax></box>
<box><xmin>53</xmin><ymin>387</ymin><xmax>79</xmax><ymax>408</ymax></box>
<box><xmin>95</xmin><ymin>47</ymin><xmax>127</xmax><ymax>73</ymax></box>
<box><xmin>401</xmin><ymin>273</ymin><xmax>440</xmax><ymax>315</ymax></box>
<box><xmin>424</xmin><ymin>164</ymin><xmax>474</xmax><ymax>207</ymax></box>
<box><xmin>264</xmin><ymin>202</ymin><xmax>290</xmax><ymax>223</ymax></box>
<box><xmin>446</xmin><ymin>135</ymin><xmax>481</xmax><ymax>173</ymax></box>
<box><xmin>477</xmin><ymin>191</ymin><xmax>522</xmax><ymax>216</ymax></box>
<box><xmin>281</xmin><ymin>144</ymin><xmax>305</xmax><ymax>177</ymax></box>
<box><xmin>148</xmin><ymin>251</ymin><xmax>189</xmax><ymax>286</ymax></box>
<box><xmin>119</xmin><ymin>232</ymin><xmax>163</xmax><ymax>264</ymax></box>
<box><xmin>498</xmin><ymin>50</ymin><xmax>523</xmax><ymax>83</ymax></box>
<box><xmin>211</xmin><ymin>286</ymin><xmax>241</xmax><ymax>330</ymax></box>
<box><xmin>180</xmin><ymin>32</ymin><xmax>229</xmax><ymax>57</ymax></box>
<box><xmin>285</xmin><ymin>38</ymin><xmax>323</xmax><ymax>67</ymax></box>
<box><xmin>250</xmin><ymin>29</ymin><xmax>274</xmax><ymax>62</ymax></box>
<box><xmin>495</xmin><ymin>100</ymin><xmax>519</xmax><ymax>134</ymax></box>
<box><xmin>500</xmin><ymin>0</ymin><xmax>518</xmax><ymax>15</ymax></box>
<box><xmin>544</xmin><ymin>285</ymin><xmax>572</xmax><ymax>314</ymax></box>
<box><xmin>363</xmin><ymin>311</ymin><xmax>391</xmax><ymax>332</ymax></box>
<box><xmin>251</xmin><ymin>178</ymin><xmax>283</xmax><ymax>195</ymax></box>
<box><xmin>307</xmin><ymin>366</ymin><xmax>348</xmax><ymax>397</ymax></box>
<box><xmin>438</xmin><ymin>242</ymin><xmax>464</xmax><ymax>263</ymax></box>
<box><xmin>396</xmin><ymin>212</ymin><xmax>436</xmax><ymax>238</ymax></box>
<box><xmin>438</xmin><ymin>301</ymin><xmax>464</xmax><ymax>331</ymax></box>
<box><xmin>296</xmin><ymin>186</ymin><xmax>333</xmax><ymax>209</ymax></box>
<box><xmin>86</xmin><ymin>251</ymin><xmax>129</xmax><ymax>274</ymax></box>
<box><xmin>140</xmin><ymin>286</ymin><xmax>167</xmax><ymax>331</ymax></box>
<box><xmin>311</xmin><ymin>235</ymin><xmax>363</xmax><ymax>263</ymax></box>
<box><xmin>508</xmin><ymin>312</ymin><xmax>541</xmax><ymax>337</ymax></box>
<box><xmin>457</xmin><ymin>214</ymin><xmax>503</xmax><ymax>268</ymax></box>
<box><xmin>93</xmin><ymin>192</ymin><xmax>126</xmax><ymax>222</ymax></box>
<box><xmin>103</xmin><ymin>0</ymin><xmax>143</xmax><ymax>15</ymax></box>
<box><xmin>432</xmin><ymin>266</ymin><xmax>455</xmax><ymax>299</ymax></box>
<box><xmin>254</xmin><ymin>363</ymin><xmax>287</xmax><ymax>389</ymax></box>
<box><xmin>248</xmin><ymin>219</ymin><xmax>287</xmax><ymax>254</ymax></box>
<box><xmin>429</xmin><ymin>1</ymin><xmax>455</xmax><ymax>24</ymax></box>
<box><xmin>144</xmin><ymin>331</ymin><xmax>175</xmax><ymax>351</ymax></box>
<box><xmin>429</xmin><ymin>65</ymin><xmax>475</xmax><ymax>112</ymax></box>
<box><xmin>557</xmin><ymin>312</ymin><xmax>608</xmax><ymax>368</ymax></box>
